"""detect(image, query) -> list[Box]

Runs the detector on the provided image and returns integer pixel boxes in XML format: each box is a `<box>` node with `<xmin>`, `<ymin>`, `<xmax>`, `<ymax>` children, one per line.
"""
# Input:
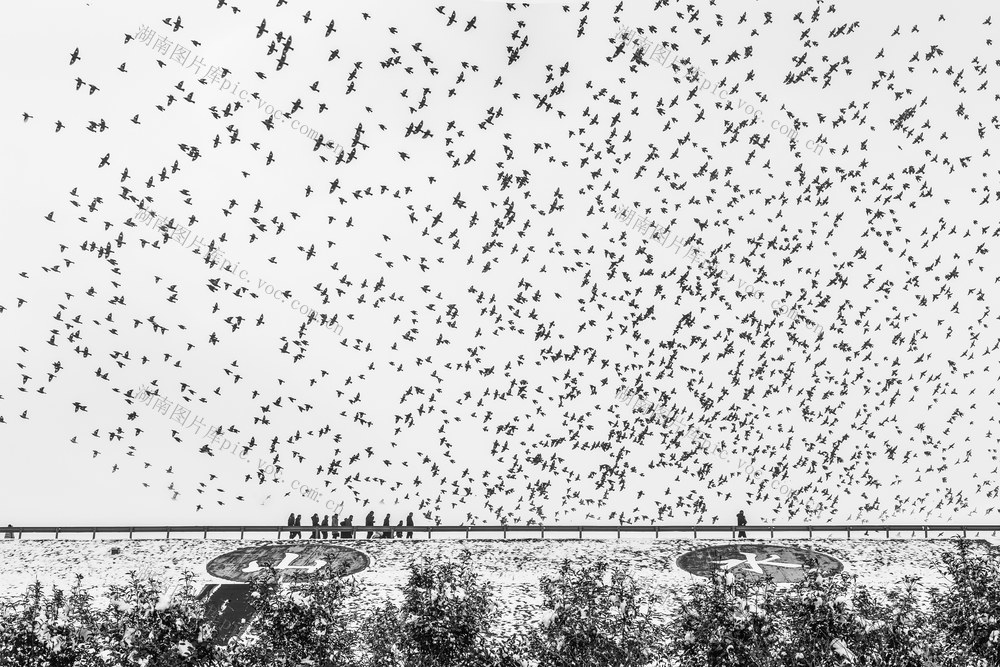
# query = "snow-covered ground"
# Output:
<box><xmin>1</xmin><ymin>537</ymin><xmax>992</xmax><ymax>633</ymax></box>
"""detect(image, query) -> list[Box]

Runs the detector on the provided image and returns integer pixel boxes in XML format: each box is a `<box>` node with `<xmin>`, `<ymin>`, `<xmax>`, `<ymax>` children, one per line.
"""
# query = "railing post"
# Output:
<box><xmin>963</xmin><ymin>526</ymin><xmax>967</xmax><ymax>538</ymax></box>
<box><xmin>128</xmin><ymin>527</ymin><xmax>133</xmax><ymax>539</ymax></box>
<box><xmin>427</xmin><ymin>527</ymin><xmax>431</xmax><ymax>539</ymax></box>
<box><xmin>503</xmin><ymin>526</ymin><xmax>507</xmax><ymax>540</ymax></box>
<box><xmin>770</xmin><ymin>526</ymin><xmax>774</xmax><ymax>539</ymax></box>
<box><xmin>203</xmin><ymin>528</ymin><xmax>207</xmax><ymax>540</ymax></box>
<box><xmin>885</xmin><ymin>527</ymin><xmax>889</xmax><ymax>539</ymax></box>
<box><xmin>808</xmin><ymin>526</ymin><xmax>812</xmax><ymax>539</ymax></box>
<box><xmin>846</xmin><ymin>527</ymin><xmax>851</xmax><ymax>539</ymax></box>
<box><xmin>165</xmin><ymin>530</ymin><xmax>170</xmax><ymax>540</ymax></box>
<box><xmin>55</xmin><ymin>528</ymin><xmax>60</xmax><ymax>539</ymax></box>
<box><xmin>923</xmin><ymin>526</ymin><xmax>928</xmax><ymax>539</ymax></box>
<box><xmin>465</xmin><ymin>526</ymin><xmax>470</xmax><ymax>539</ymax></box>
<box><xmin>579</xmin><ymin>527</ymin><xmax>583</xmax><ymax>539</ymax></box>
<box><xmin>92</xmin><ymin>528</ymin><xmax>96</xmax><ymax>540</ymax></box>
<box><xmin>655</xmin><ymin>526</ymin><xmax>659</xmax><ymax>539</ymax></box>
<box><xmin>693</xmin><ymin>528</ymin><xmax>697</xmax><ymax>539</ymax></box>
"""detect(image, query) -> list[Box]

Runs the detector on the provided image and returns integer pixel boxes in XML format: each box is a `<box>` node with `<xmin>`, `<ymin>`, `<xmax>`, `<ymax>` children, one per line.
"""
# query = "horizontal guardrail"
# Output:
<box><xmin>1</xmin><ymin>524</ymin><xmax>998</xmax><ymax>540</ymax></box>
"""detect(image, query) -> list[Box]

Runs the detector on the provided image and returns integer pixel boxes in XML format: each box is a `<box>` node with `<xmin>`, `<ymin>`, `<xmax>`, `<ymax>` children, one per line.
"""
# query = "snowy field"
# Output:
<box><xmin>1</xmin><ymin>537</ymin><xmax>994</xmax><ymax>634</ymax></box>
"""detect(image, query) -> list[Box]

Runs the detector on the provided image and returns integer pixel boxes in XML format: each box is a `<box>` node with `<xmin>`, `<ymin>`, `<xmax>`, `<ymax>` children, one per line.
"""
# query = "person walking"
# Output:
<box><xmin>310</xmin><ymin>513</ymin><xmax>320</xmax><ymax>539</ymax></box>
<box><xmin>344</xmin><ymin>515</ymin><xmax>354</xmax><ymax>539</ymax></box>
<box><xmin>294</xmin><ymin>514</ymin><xmax>302</xmax><ymax>540</ymax></box>
<box><xmin>3</xmin><ymin>524</ymin><xmax>13</xmax><ymax>539</ymax></box>
<box><xmin>365</xmin><ymin>510</ymin><xmax>375</xmax><ymax>539</ymax></box>
<box><xmin>331</xmin><ymin>513</ymin><xmax>339</xmax><ymax>539</ymax></box>
<box><xmin>406</xmin><ymin>511</ymin><xmax>414</xmax><ymax>539</ymax></box>
<box><xmin>286</xmin><ymin>513</ymin><xmax>296</xmax><ymax>539</ymax></box>
<box><xmin>381</xmin><ymin>513</ymin><xmax>391</xmax><ymax>538</ymax></box>
<box><xmin>321</xmin><ymin>515</ymin><xmax>329</xmax><ymax>539</ymax></box>
<box><xmin>395</xmin><ymin>520</ymin><xmax>404</xmax><ymax>539</ymax></box>
<box><xmin>737</xmin><ymin>510</ymin><xmax>748</xmax><ymax>539</ymax></box>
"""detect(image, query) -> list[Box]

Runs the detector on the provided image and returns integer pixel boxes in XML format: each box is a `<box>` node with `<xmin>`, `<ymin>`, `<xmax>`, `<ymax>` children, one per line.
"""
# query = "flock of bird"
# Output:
<box><xmin>4</xmin><ymin>1</ymin><xmax>1000</xmax><ymax>528</ymax></box>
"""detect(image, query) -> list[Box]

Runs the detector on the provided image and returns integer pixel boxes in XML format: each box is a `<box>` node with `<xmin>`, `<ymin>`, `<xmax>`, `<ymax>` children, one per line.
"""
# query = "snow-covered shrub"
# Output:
<box><xmin>224</xmin><ymin>563</ymin><xmax>359</xmax><ymax>667</ymax></box>
<box><xmin>359</xmin><ymin>550</ymin><xmax>518</xmax><ymax>667</ymax></box>
<box><xmin>522</xmin><ymin>560</ymin><xmax>668</xmax><ymax>667</ymax></box>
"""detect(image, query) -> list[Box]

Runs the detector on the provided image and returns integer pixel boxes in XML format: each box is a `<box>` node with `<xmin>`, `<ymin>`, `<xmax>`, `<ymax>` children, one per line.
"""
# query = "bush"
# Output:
<box><xmin>930</xmin><ymin>540</ymin><xmax>1000</xmax><ymax>667</ymax></box>
<box><xmin>358</xmin><ymin>602</ymin><xmax>405</xmax><ymax>667</ymax></box>
<box><xmin>775</xmin><ymin>567</ymin><xmax>937</xmax><ymax>667</ymax></box>
<box><xmin>225</xmin><ymin>563</ymin><xmax>359</xmax><ymax>667</ymax></box>
<box><xmin>849</xmin><ymin>576</ymin><xmax>936</xmax><ymax>667</ymax></box>
<box><xmin>359</xmin><ymin>550</ymin><xmax>517</xmax><ymax>667</ymax></box>
<box><xmin>523</xmin><ymin>560</ymin><xmax>667</xmax><ymax>667</ymax></box>
<box><xmin>0</xmin><ymin>578</ymin><xmax>90</xmax><ymax>667</ymax></box>
<box><xmin>0</xmin><ymin>572</ymin><xmax>223</xmax><ymax>667</ymax></box>
<box><xmin>671</xmin><ymin>562</ymin><xmax>943</xmax><ymax>667</ymax></box>
<box><xmin>668</xmin><ymin>570</ymin><xmax>780</xmax><ymax>667</ymax></box>
<box><xmin>91</xmin><ymin>571</ymin><xmax>223</xmax><ymax>666</ymax></box>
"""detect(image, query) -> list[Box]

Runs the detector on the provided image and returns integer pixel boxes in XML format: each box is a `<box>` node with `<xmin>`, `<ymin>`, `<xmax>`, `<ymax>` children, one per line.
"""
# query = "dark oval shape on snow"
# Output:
<box><xmin>206</xmin><ymin>544</ymin><xmax>370</xmax><ymax>583</ymax></box>
<box><xmin>677</xmin><ymin>543</ymin><xmax>843</xmax><ymax>583</ymax></box>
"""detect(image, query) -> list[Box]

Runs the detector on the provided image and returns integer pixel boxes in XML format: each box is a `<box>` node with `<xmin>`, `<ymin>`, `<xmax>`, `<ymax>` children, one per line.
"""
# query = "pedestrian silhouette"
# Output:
<box><xmin>331</xmin><ymin>513</ymin><xmax>339</xmax><ymax>539</ymax></box>
<box><xmin>294</xmin><ymin>514</ymin><xmax>302</xmax><ymax>539</ymax></box>
<box><xmin>321</xmin><ymin>515</ymin><xmax>329</xmax><ymax>539</ymax></box>
<box><xmin>341</xmin><ymin>515</ymin><xmax>353</xmax><ymax>539</ymax></box>
<box><xmin>737</xmin><ymin>510</ymin><xmax>748</xmax><ymax>538</ymax></box>
<box><xmin>3</xmin><ymin>524</ymin><xmax>13</xmax><ymax>539</ymax></box>
<box><xmin>365</xmin><ymin>510</ymin><xmax>375</xmax><ymax>538</ymax></box>
<box><xmin>382</xmin><ymin>513</ymin><xmax>391</xmax><ymax>538</ymax></box>
<box><xmin>395</xmin><ymin>520</ymin><xmax>404</xmax><ymax>539</ymax></box>
<box><xmin>311</xmin><ymin>513</ymin><xmax>320</xmax><ymax>539</ymax></box>
<box><xmin>286</xmin><ymin>513</ymin><xmax>295</xmax><ymax>539</ymax></box>
<box><xmin>406</xmin><ymin>511</ymin><xmax>414</xmax><ymax>539</ymax></box>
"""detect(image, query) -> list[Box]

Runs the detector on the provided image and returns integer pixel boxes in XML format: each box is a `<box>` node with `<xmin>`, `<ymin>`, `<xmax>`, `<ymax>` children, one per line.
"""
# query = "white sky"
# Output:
<box><xmin>1</xmin><ymin>1</ymin><xmax>999</xmax><ymax>529</ymax></box>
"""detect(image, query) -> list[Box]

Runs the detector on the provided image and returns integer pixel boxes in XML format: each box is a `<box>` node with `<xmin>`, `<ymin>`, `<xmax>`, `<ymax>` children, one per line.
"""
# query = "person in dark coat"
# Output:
<box><xmin>381</xmin><ymin>514</ymin><xmax>391</xmax><ymax>538</ymax></box>
<box><xmin>341</xmin><ymin>515</ymin><xmax>353</xmax><ymax>539</ymax></box>
<box><xmin>406</xmin><ymin>512</ymin><xmax>414</xmax><ymax>539</ymax></box>
<box><xmin>395</xmin><ymin>520</ymin><xmax>404</xmax><ymax>539</ymax></box>
<box><xmin>310</xmin><ymin>513</ymin><xmax>320</xmax><ymax>539</ymax></box>
<box><xmin>294</xmin><ymin>514</ymin><xmax>302</xmax><ymax>539</ymax></box>
<box><xmin>737</xmin><ymin>510</ymin><xmax>748</xmax><ymax>538</ymax></box>
<box><xmin>331</xmin><ymin>513</ymin><xmax>339</xmax><ymax>539</ymax></box>
<box><xmin>365</xmin><ymin>511</ymin><xmax>375</xmax><ymax>539</ymax></box>
<box><xmin>3</xmin><ymin>524</ymin><xmax>13</xmax><ymax>539</ymax></box>
<box><xmin>287</xmin><ymin>513</ymin><xmax>296</xmax><ymax>540</ymax></box>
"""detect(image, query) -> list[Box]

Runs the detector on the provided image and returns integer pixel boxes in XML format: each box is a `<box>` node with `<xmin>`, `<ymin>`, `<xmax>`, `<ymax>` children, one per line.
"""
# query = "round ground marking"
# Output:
<box><xmin>677</xmin><ymin>544</ymin><xmax>843</xmax><ymax>583</ymax></box>
<box><xmin>206</xmin><ymin>544</ymin><xmax>370</xmax><ymax>583</ymax></box>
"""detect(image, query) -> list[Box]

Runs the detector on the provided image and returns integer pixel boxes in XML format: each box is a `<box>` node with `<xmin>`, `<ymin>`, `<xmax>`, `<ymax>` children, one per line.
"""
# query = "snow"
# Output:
<box><xmin>0</xmin><ymin>537</ymin><xmax>991</xmax><ymax>634</ymax></box>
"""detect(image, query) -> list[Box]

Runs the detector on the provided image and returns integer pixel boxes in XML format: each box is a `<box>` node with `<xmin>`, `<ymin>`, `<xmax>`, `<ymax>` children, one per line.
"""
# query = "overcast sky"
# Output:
<box><xmin>1</xmin><ymin>1</ymin><xmax>997</xmax><ymax>530</ymax></box>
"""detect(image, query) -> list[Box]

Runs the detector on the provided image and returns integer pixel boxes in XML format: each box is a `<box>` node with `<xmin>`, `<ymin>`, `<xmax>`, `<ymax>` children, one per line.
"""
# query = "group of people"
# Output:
<box><xmin>286</xmin><ymin>511</ymin><xmax>415</xmax><ymax>539</ymax></box>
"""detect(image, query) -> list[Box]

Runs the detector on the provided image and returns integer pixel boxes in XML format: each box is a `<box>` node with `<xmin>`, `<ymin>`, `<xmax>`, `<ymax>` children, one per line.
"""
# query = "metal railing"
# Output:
<box><xmin>2</xmin><ymin>524</ymin><xmax>998</xmax><ymax>540</ymax></box>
